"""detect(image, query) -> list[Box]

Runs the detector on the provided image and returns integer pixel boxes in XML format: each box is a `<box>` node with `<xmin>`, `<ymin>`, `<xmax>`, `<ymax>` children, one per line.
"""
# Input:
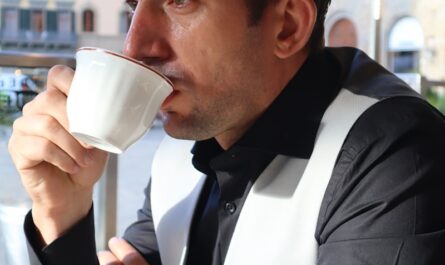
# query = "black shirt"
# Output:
<box><xmin>25</xmin><ymin>48</ymin><xmax>445</xmax><ymax>265</ymax></box>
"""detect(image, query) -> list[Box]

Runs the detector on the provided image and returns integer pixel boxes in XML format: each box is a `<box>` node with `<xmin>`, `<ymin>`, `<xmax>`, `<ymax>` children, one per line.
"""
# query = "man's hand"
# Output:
<box><xmin>8</xmin><ymin>65</ymin><xmax>108</xmax><ymax>245</ymax></box>
<box><xmin>98</xmin><ymin>237</ymin><xmax>149</xmax><ymax>265</ymax></box>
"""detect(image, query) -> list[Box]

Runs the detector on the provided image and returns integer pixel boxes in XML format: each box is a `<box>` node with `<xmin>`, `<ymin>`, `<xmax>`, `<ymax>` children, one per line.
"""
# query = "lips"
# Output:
<box><xmin>161</xmin><ymin>90</ymin><xmax>179</xmax><ymax>110</ymax></box>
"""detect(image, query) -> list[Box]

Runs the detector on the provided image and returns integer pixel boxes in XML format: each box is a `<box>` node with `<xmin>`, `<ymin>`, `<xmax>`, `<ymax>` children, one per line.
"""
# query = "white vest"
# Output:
<box><xmin>151</xmin><ymin>89</ymin><xmax>380</xmax><ymax>265</ymax></box>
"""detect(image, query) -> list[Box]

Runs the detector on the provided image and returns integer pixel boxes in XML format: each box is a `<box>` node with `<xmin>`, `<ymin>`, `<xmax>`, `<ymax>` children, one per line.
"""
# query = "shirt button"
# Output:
<box><xmin>225</xmin><ymin>202</ymin><xmax>237</xmax><ymax>215</ymax></box>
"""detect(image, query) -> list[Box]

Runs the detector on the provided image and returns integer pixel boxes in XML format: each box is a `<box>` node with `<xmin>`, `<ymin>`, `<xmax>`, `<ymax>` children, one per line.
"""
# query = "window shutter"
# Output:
<box><xmin>1</xmin><ymin>8</ymin><xmax>5</xmax><ymax>29</ymax></box>
<box><xmin>19</xmin><ymin>9</ymin><xmax>30</xmax><ymax>30</ymax></box>
<box><xmin>71</xmin><ymin>11</ymin><xmax>75</xmax><ymax>32</ymax></box>
<box><xmin>46</xmin><ymin>10</ymin><xmax>57</xmax><ymax>32</ymax></box>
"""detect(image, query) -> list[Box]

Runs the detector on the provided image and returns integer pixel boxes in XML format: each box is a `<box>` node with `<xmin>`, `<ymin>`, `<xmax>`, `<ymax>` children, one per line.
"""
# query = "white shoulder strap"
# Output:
<box><xmin>151</xmin><ymin>136</ymin><xmax>205</xmax><ymax>265</ymax></box>
<box><xmin>224</xmin><ymin>89</ymin><xmax>379</xmax><ymax>265</ymax></box>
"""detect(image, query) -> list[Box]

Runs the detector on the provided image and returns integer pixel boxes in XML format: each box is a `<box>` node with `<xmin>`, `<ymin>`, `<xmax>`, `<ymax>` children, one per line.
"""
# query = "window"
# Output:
<box><xmin>58</xmin><ymin>11</ymin><xmax>72</xmax><ymax>34</ymax></box>
<box><xmin>46</xmin><ymin>11</ymin><xmax>57</xmax><ymax>32</ymax></box>
<box><xmin>392</xmin><ymin>51</ymin><xmax>420</xmax><ymax>73</ymax></box>
<box><xmin>19</xmin><ymin>9</ymin><xmax>30</xmax><ymax>31</ymax></box>
<box><xmin>388</xmin><ymin>17</ymin><xmax>423</xmax><ymax>74</ymax></box>
<box><xmin>82</xmin><ymin>9</ymin><xmax>95</xmax><ymax>32</ymax></box>
<box><xmin>1</xmin><ymin>8</ymin><xmax>19</xmax><ymax>37</ymax></box>
<box><xmin>30</xmin><ymin>9</ymin><xmax>44</xmax><ymax>33</ymax></box>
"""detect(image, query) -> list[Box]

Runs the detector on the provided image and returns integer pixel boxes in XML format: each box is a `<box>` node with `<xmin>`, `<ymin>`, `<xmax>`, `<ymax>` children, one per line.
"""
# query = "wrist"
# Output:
<box><xmin>32</xmin><ymin>198</ymin><xmax>93</xmax><ymax>245</ymax></box>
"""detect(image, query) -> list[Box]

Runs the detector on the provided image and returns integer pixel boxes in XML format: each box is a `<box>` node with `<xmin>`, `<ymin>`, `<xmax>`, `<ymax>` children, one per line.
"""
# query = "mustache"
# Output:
<box><xmin>144</xmin><ymin>64</ymin><xmax>186</xmax><ymax>81</ymax></box>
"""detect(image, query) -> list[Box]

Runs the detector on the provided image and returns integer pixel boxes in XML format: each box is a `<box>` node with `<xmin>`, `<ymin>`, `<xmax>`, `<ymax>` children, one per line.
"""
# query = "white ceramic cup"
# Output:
<box><xmin>67</xmin><ymin>47</ymin><xmax>173</xmax><ymax>154</ymax></box>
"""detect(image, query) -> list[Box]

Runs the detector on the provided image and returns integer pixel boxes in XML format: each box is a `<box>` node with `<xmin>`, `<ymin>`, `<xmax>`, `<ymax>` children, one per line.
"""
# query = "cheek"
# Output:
<box><xmin>170</xmin><ymin>30</ymin><xmax>254</xmax><ymax>108</ymax></box>
<box><xmin>182</xmin><ymin>46</ymin><xmax>225</xmax><ymax>92</ymax></box>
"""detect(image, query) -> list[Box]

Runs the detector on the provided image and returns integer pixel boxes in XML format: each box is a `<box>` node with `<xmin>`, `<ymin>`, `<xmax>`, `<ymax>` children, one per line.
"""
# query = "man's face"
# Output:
<box><xmin>124</xmin><ymin>0</ymin><xmax>277</xmax><ymax>143</ymax></box>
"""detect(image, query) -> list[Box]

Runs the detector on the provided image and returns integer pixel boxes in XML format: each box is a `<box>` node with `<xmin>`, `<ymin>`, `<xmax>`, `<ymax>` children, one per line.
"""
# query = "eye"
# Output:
<box><xmin>172</xmin><ymin>0</ymin><xmax>190</xmax><ymax>7</ymax></box>
<box><xmin>164</xmin><ymin>0</ymin><xmax>198</xmax><ymax>14</ymax></box>
<box><xmin>126</xmin><ymin>0</ymin><xmax>138</xmax><ymax>11</ymax></box>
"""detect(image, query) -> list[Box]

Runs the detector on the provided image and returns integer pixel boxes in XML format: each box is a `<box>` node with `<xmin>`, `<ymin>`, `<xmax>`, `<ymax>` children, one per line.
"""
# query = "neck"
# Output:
<box><xmin>215</xmin><ymin>50</ymin><xmax>310</xmax><ymax>150</ymax></box>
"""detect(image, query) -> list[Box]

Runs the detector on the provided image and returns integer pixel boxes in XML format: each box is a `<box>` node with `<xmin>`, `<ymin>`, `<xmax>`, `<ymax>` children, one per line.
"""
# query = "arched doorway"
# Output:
<box><xmin>388</xmin><ymin>17</ymin><xmax>424</xmax><ymax>73</ymax></box>
<box><xmin>328</xmin><ymin>18</ymin><xmax>358</xmax><ymax>48</ymax></box>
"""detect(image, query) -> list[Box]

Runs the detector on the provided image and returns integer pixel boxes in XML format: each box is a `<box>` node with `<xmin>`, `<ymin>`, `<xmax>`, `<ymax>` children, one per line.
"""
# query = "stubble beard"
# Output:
<box><xmin>161</xmin><ymin>95</ymin><xmax>232</xmax><ymax>142</ymax></box>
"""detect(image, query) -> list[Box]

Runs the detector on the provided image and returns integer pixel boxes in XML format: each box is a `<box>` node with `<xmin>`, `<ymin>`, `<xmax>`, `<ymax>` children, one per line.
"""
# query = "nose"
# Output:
<box><xmin>123</xmin><ymin>3</ymin><xmax>172</xmax><ymax>65</ymax></box>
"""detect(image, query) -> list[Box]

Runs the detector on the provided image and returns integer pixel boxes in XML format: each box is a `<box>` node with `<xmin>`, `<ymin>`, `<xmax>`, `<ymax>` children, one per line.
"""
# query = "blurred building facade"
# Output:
<box><xmin>74</xmin><ymin>0</ymin><xmax>130</xmax><ymax>52</ymax></box>
<box><xmin>0</xmin><ymin>0</ymin><xmax>77</xmax><ymax>52</ymax></box>
<box><xmin>0</xmin><ymin>0</ymin><xmax>129</xmax><ymax>53</ymax></box>
<box><xmin>326</xmin><ymin>0</ymin><xmax>445</xmax><ymax>84</ymax></box>
<box><xmin>1</xmin><ymin>0</ymin><xmax>444</xmax><ymax>83</ymax></box>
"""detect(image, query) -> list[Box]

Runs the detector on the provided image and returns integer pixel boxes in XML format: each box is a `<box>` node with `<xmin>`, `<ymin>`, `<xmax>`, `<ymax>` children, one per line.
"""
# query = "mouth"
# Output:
<box><xmin>161</xmin><ymin>89</ymin><xmax>179</xmax><ymax>110</ymax></box>
<box><xmin>151</xmin><ymin>67</ymin><xmax>185</xmax><ymax>111</ymax></box>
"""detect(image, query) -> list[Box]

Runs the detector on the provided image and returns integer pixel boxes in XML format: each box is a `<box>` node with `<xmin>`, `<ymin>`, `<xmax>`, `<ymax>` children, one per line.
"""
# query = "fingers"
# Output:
<box><xmin>22</xmin><ymin>87</ymin><xmax>70</xmax><ymax>132</ymax></box>
<box><xmin>108</xmin><ymin>237</ymin><xmax>148</xmax><ymax>265</ymax></box>
<box><xmin>97</xmin><ymin>238</ymin><xmax>148</xmax><ymax>265</ymax></box>
<box><xmin>22</xmin><ymin>69</ymin><xmax>93</xmax><ymax>149</ymax></box>
<box><xmin>23</xmin><ymin>65</ymin><xmax>74</xmax><ymax>131</ymax></box>
<box><xmin>9</xmin><ymin>134</ymin><xmax>80</xmax><ymax>174</ymax></box>
<box><xmin>98</xmin><ymin>251</ymin><xmax>122</xmax><ymax>265</ymax></box>
<box><xmin>46</xmin><ymin>65</ymin><xmax>75</xmax><ymax>96</ymax></box>
<box><xmin>13</xmin><ymin>115</ymin><xmax>91</xmax><ymax>169</ymax></box>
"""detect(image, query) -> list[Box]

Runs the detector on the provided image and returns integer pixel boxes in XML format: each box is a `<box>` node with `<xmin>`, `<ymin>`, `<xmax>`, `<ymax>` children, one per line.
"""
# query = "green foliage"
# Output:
<box><xmin>0</xmin><ymin>91</ymin><xmax>13</xmax><ymax>126</ymax></box>
<box><xmin>426</xmin><ymin>87</ymin><xmax>445</xmax><ymax>114</ymax></box>
<box><xmin>0</xmin><ymin>109</ymin><xmax>13</xmax><ymax>126</ymax></box>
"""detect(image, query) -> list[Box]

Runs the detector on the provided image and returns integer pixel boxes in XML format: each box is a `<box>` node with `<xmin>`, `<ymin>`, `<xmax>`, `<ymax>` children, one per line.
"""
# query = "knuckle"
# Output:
<box><xmin>13</xmin><ymin>158</ymin><xmax>27</xmax><ymax>172</ymax></box>
<box><xmin>37</xmin><ymin>90</ymin><xmax>51</xmax><ymax>106</ymax></box>
<box><xmin>47</xmin><ymin>65</ymin><xmax>67</xmax><ymax>80</ymax></box>
<box><xmin>48</xmin><ymin>65</ymin><xmax>74</xmax><ymax>85</ymax></box>
<box><xmin>22</xmin><ymin>90</ymin><xmax>48</xmax><ymax>115</ymax></box>
<box><xmin>36</xmin><ymin>89</ymin><xmax>64</xmax><ymax>110</ymax></box>
<box><xmin>21</xmin><ymin>97</ymin><xmax>35</xmax><ymax>115</ymax></box>
<box><xmin>38</xmin><ymin>138</ymin><xmax>54</xmax><ymax>156</ymax></box>
<box><xmin>11</xmin><ymin>117</ymin><xmax>22</xmax><ymax>132</ymax></box>
<box><xmin>40</xmin><ymin>116</ymin><xmax>60</xmax><ymax>134</ymax></box>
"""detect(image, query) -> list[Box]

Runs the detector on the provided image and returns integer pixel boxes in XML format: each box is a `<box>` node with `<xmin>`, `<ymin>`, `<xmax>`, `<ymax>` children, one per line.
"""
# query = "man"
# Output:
<box><xmin>8</xmin><ymin>0</ymin><xmax>445</xmax><ymax>264</ymax></box>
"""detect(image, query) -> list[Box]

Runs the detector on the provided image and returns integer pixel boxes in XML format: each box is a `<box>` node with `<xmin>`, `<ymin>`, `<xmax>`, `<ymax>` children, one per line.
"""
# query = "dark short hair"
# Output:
<box><xmin>245</xmin><ymin>0</ymin><xmax>332</xmax><ymax>52</ymax></box>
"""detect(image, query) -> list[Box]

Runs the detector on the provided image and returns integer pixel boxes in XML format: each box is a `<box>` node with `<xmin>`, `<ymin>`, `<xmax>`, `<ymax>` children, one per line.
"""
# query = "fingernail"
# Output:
<box><xmin>109</xmin><ymin>237</ymin><xmax>120</xmax><ymax>245</ymax></box>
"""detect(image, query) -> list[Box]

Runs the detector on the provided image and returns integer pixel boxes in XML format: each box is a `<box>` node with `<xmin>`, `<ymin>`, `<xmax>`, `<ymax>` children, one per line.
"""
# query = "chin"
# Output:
<box><xmin>162</xmin><ymin>113</ymin><xmax>210</xmax><ymax>141</ymax></box>
<box><xmin>161</xmin><ymin>112</ymin><xmax>189</xmax><ymax>140</ymax></box>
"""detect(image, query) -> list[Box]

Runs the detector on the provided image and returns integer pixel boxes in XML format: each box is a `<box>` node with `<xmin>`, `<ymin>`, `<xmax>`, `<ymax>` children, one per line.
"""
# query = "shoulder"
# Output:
<box><xmin>316</xmin><ymin>95</ymin><xmax>445</xmax><ymax>244</ymax></box>
<box><xmin>346</xmin><ymin>96</ymin><xmax>445</xmax><ymax>154</ymax></box>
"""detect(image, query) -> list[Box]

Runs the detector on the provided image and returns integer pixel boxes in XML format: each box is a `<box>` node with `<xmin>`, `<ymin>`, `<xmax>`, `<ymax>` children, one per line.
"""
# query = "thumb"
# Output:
<box><xmin>108</xmin><ymin>237</ymin><xmax>149</xmax><ymax>265</ymax></box>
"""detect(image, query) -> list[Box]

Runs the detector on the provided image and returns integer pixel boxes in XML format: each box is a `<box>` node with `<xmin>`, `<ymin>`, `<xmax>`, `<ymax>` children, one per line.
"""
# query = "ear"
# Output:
<box><xmin>274</xmin><ymin>0</ymin><xmax>317</xmax><ymax>59</ymax></box>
